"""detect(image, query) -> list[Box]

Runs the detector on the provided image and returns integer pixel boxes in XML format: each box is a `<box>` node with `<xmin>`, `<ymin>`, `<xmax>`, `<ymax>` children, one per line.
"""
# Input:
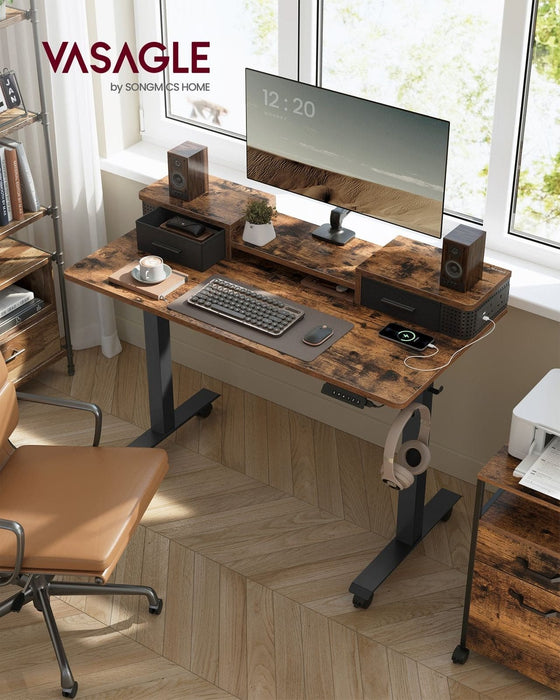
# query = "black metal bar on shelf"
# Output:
<box><xmin>28</xmin><ymin>0</ymin><xmax>74</xmax><ymax>376</ymax></box>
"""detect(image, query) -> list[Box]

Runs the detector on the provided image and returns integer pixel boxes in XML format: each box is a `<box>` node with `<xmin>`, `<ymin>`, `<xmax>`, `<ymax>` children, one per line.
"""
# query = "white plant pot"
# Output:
<box><xmin>242</xmin><ymin>221</ymin><xmax>276</xmax><ymax>246</ymax></box>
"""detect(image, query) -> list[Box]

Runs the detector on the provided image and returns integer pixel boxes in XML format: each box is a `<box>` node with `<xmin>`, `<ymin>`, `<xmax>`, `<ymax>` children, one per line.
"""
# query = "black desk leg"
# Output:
<box><xmin>349</xmin><ymin>387</ymin><xmax>461</xmax><ymax>609</ymax></box>
<box><xmin>129</xmin><ymin>311</ymin><xmax>220</xmax><ymax>447</ymax></box>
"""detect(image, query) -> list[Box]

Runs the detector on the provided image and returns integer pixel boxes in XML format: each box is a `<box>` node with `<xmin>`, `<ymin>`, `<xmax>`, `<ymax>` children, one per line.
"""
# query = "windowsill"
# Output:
<box><xmin>101</xmin><ymin>141</ymin><xmax>560</xmax><ymax>324</ymax></box>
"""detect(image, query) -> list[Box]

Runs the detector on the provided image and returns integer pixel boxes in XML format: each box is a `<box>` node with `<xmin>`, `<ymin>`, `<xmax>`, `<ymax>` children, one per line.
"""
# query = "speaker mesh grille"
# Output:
<box><xmin>439</xmin><ymin>280</ymin><xmax>510</xmax><ymax>339</ymax></box>
<box><xmin>142</xmin><ymin>202</ymin><xmax>157</xmax><ymax>216</ymax></box>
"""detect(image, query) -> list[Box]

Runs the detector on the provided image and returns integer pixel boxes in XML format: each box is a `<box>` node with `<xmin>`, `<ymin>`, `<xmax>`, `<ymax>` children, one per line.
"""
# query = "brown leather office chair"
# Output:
<box><xmin>0</xmin><ymin>355</ymin><xmax>168</xmax><ymax>698</ymax></box>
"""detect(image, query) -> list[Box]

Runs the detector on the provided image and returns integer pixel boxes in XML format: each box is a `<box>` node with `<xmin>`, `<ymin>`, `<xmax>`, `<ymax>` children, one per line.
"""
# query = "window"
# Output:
<box><xmin>321</xmin><ymin>0</ymin><xmax>504</xmax><ymax>223</ymax></box>
<box><xmin>134</xmin><ymin>0</ymin><xmax>560</xmax><ymax>269</ymax></box>
<box><xmin>161</xmin><ymin>0</ymin><xmax>280</xmax><ymax>138</ymax></box>
<box><xmin>511</xmin><ymin>1</ymin><xmax>560</xmax><ymax>249</ymax></box>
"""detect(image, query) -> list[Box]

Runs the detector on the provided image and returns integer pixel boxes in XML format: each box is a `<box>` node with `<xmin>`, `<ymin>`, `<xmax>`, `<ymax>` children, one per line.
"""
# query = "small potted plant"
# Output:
<box><xmin>242</xmin><ymin>198</ymin><xmax>277</xmax><ymax>246</ymax></box>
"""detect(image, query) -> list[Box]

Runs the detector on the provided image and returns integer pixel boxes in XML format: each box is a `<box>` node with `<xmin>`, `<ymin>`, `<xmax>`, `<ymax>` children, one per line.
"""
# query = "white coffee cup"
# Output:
<box><xmin>138</xmin><ymin>255</ymin><xmax>166</xmax><ymax>283</ymax></box>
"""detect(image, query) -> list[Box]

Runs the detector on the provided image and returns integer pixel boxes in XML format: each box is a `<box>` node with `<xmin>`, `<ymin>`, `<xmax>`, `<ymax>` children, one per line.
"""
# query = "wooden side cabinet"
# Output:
<box><xmin>453</xmin><ymin>448</ymin><xmax>560</xmax><ymax>691</ymax></box>
<box><xmin>0</xmin><ymin>239</ymin><xmax>64</xmax><ymax>385</ymax></box>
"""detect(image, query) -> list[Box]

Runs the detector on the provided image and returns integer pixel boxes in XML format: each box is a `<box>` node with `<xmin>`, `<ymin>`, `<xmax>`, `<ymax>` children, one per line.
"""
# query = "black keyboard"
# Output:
<box><xmin>187</xmin><ymin>276</ymin><xmax>304</xmax><ymax>336</ymax></box>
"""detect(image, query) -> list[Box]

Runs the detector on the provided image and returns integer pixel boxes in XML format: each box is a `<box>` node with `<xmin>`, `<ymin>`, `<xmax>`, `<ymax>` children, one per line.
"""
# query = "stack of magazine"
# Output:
<box><xmin>0</xmin><ymin>283</ymin><xmax>45</xmax><ymax>335</ymax></box>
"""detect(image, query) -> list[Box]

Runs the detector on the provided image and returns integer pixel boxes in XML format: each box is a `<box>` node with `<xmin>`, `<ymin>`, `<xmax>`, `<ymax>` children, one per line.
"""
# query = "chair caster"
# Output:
<box><xmin>149</xmin><ymin>597</ymin><xmax>163</xmax><ymax>615</ymax></box>
<box><xmin>352</xmin><ymin>593</ymin><xmax>373</xmax><ymax>609</ymax></box>
<box><xmin>62</xmin><ymin>681</ymin><xmax>78</xmax><ymax>698</ymax></box>
<box><xmin>452</xmin><ymin>644</ymin><xmax>469</xmax><ymax>664</ymax></box>
<box><xmin>196</xmin><ymin>404</ymin><xmax>213</xmax><ymax>419</ymax></box>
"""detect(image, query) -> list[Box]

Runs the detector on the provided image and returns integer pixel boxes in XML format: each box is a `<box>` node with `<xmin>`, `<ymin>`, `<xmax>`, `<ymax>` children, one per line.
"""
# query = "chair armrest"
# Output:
<box><xmin>0</xmin><ymin>519</ymin><xmax>24</xmax><ymax>586</ymax></box>
<box><xmin>16</xmin><ymin>392</ymin><xmax>103</xmax><ymax>446</ymax></box>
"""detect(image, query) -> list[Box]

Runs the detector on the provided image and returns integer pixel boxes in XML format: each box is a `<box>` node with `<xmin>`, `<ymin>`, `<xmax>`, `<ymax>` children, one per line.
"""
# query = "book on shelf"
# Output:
<box><xmin>0</xmin><ymin>297</ymin><xmax>45</xmax><ymax>335</ymax></box>
<box><xmin>0</xmin><ymin>284</ymin><xmax>34</xmax><ymax>319</ymax></box>
<box><xmin>0</xmin><ymin>137</ymin><xmax>40</xmax><ymax>213</ymax></box>
<box><xmin>3</xmin><ymin>146</ymin><xmax>23</xmax><ymax>221</ymax></box>
<box><xmin>0</xmin><ymin>147</ymin><xmax>12</xmax><ymax>224</ymax></box>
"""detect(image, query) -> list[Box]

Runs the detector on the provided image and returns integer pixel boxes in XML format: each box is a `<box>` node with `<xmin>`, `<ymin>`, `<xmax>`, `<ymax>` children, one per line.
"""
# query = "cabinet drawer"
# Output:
<box><xmin>477</xmin><ymin>491</ymin><xmax>560</xmax><ymax>593</ymax></box>
<box><xmin>1</xmin><ymin>311</ymin><xmax>61</xmax><ymax>382</ymax></box>
<box><xmin>468</xmin><ymin>560</ymin><xmax>560</xmax><ymax>690</ymax></box>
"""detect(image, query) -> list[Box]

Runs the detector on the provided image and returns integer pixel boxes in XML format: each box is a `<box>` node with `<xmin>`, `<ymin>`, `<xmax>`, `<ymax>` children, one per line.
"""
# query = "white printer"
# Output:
<box><xmin>508</xmin><ymin>368</ymin><xmax>560</xmax><ymax>460</ymax></box>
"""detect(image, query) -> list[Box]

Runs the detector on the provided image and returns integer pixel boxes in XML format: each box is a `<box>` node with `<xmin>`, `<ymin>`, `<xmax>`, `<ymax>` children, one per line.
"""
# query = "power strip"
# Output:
<box><xmin>321</xmin><ymin>382</ymin><xmax>368</xmax><ymax>408</ymax></box>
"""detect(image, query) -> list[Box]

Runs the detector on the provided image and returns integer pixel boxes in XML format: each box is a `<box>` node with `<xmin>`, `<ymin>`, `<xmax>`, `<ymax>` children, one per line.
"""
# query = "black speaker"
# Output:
<box><xmin>440</xmin><ymin>225</ymin><xmax>486</xmax><ymax>292</ymax></box>
<box><xmin>167</xmin><ymin>141</ymin><xmax>209</xmax><ymax>201</ymax></box>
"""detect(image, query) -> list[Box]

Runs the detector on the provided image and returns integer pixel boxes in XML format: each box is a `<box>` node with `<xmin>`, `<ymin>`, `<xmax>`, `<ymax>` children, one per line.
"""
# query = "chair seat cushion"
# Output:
<box><xmin>0</xmin><ymin>445</ymin><xmax>168</xmax><ymax>580</ymax></box>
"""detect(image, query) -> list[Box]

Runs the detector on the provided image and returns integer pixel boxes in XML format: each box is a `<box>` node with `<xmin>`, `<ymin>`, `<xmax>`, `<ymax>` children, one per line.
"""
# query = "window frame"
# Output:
<box><xmin>133</xmin><ymin>0</ymin><xmax>560</xmax><ymax>272</ymax></box>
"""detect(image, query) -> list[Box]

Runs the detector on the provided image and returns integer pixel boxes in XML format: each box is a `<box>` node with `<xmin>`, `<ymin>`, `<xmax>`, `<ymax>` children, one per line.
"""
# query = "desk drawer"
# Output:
<box><xmin>477</xmin><ymin>492</ymin><xmax>560</xmax><ymax>593</ymax></box>
<box><xmin>358</xmin><ymin>275</ymin><xmax>509</xmax><ymax>339</ymax></box>
<box><xmin>468</xmin><ymin>560</ymin><xmax>560</xmax><ymax>690</ymax></box>
<box><xmin>0</xmin><ymin>310</ymin><xmax>61</xmax><ymax>383</ymax></box>
<box><xmin>136</xmin><ymin>207</ymin><xmax>225</xmax><ymax>271</ymax></box>
<box><xmin>359</xmin><ymin>278</ymin><xmax>441</xmax><ymax>329</ymax></box>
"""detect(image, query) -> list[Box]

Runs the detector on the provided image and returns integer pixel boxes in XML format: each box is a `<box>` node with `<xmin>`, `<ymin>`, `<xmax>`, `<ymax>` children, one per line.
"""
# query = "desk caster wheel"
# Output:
<box><xmin>62</xmin><ymin>681</ymin><xmax>78</xmax><ymax>698</ymax></box>
<box><xmin>196</xmin><ymin>404</ymin><xmax>213</xmax><ymax>419</ymax></box>
<box><xmin>441</xmin><ymin>507</ymin><xmax>453</xmax><ymax>522</ymax></box>
<box><xmin>452</xmin><ymin>644</ymin><xmax>469</xmax><ymax>664</ymax></box>
<box><xmin>352</xmin><ymin>593</ymin><xmax>373</xmax><ymax>609</ymax></box>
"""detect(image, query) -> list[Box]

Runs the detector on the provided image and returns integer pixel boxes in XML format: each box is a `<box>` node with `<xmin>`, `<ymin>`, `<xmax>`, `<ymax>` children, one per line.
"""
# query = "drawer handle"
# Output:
<box><xmin>5</xmin><ymin>348</ymin><xmax>25</xmax><ymax>364</ymax></box>
<box><xmin>509</xmin><ymin>589</ymin><xmax>559</xmax><ymax>618</ymax></box>
<box><xmin>380</xmin><ymin>297</ymin><xmax>416</xmax><ymax>314</ymax></box>
<box><xmin>152</xmin><ymin>241</ymin><xmax>182</xmax><ymax>255</ymax></box>
<box><xmin>515</xmin><ymin>556</ymin><xmax>560</xmax><ymax>588</ymax></box>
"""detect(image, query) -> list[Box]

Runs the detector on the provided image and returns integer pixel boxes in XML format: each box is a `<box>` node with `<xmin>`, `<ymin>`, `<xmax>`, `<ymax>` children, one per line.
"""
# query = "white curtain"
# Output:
<box><xmin>1</xmin><ymin>0</ymin><xmax>121</xmax><ymax>357</ymax></box>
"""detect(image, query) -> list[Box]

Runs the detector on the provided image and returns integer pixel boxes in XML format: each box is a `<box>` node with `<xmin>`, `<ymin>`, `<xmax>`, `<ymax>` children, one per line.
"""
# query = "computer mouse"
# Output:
<box><xmin>302</xmin><ymin>324</ymin><xmax>334</xmax><ymax>346</ymax></box>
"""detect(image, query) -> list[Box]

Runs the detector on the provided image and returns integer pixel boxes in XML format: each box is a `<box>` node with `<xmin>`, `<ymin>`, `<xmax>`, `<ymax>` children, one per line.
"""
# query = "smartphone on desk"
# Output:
<box><xmin>379</xmin><ymin>322</ymin><xmax>434</xmax><ymax>351</ymax></box>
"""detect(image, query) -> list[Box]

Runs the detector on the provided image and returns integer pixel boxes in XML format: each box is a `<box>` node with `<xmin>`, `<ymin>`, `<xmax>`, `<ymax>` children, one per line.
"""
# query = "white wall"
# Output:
<box><xmin>101</xmin><ymin>170</ymin><xmax>560</xmax><ymax>484</ymax></box>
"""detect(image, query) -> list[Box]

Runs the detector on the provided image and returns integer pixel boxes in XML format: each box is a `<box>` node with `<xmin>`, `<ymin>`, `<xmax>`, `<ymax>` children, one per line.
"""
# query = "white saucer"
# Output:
<box><xmin>131</xmin><ymin>264</ymin><xmax>172</xmax><ymax>285</ymax></box>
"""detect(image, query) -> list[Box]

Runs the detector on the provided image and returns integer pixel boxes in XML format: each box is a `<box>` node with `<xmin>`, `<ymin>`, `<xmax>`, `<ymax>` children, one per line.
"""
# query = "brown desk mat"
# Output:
<box><xmin>168</xmin><ymin>275</ymin><xmax>353</xmax><ymax>362</ymax></box>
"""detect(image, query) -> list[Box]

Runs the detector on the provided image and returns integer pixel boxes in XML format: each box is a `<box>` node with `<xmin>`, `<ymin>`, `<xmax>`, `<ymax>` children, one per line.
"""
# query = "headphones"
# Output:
<box><xmin>381</xmin><ymin>402</ymin><xmax>431</xmax><ymax>490</ymax></box>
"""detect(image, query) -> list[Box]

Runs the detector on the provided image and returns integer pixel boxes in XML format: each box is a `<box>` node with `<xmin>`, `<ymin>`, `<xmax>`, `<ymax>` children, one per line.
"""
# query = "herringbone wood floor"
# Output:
<box><xmin>1</xmin><ymin>344</ymin><xmax>557</xmax><ymax>699</ymax></box>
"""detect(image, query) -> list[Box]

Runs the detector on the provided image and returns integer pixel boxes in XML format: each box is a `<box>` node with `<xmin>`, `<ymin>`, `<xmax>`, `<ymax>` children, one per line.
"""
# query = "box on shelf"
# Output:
<box><xmin>136</xmin><ymin>207</ymin><xmax>225</xmax><ymax>272</ymax></box>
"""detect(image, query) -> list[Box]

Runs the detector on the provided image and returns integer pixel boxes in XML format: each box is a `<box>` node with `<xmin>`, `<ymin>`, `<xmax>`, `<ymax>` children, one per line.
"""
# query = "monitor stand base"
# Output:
<box><xmin>312</xmin><ymin>207</ymin><xmax>355</xmax><ymax>246</ymax></box>
<box><xmin>312</xmin><ymin>224</ymin><xmax>355</xmax><ymax>246</ymax></box>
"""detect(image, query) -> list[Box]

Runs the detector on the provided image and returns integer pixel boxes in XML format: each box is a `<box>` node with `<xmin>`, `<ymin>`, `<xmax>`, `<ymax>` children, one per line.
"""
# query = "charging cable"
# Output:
<box><xmin>404</xmin><ymin>315</ymin><xmax>496</xmax><ymax>372</ymax></box>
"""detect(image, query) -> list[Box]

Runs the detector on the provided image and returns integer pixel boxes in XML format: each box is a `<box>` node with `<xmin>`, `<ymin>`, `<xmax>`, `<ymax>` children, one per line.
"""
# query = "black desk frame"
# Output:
<box><xmin>128</xmin><ymin>310</ymin><xmax>460</xmax><ymax>607</ymax></box>
<box><xmin>129</xmin><ymin>312</ymin><xmax>220</xmax><ymax>448</ymax></box>
<box><xmin>349</xmin><ymin>387</ymin><xmax>461</xmax><ymax>608</ymax></box>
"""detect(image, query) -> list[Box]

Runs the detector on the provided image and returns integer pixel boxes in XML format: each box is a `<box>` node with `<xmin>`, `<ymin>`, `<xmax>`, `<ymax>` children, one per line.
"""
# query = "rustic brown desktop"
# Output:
<box><xmin>65</xmin><ymin>176</ymin><xmax>510</xmax><ymax>608</ymax></box>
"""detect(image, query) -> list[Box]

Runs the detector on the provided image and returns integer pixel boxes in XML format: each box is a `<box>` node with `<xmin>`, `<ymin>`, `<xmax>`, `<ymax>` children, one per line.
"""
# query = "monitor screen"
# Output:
<box><xmin>245</xmin><ymin>69</ymin><xmax>450</xmax><ymax>240</ymax></box>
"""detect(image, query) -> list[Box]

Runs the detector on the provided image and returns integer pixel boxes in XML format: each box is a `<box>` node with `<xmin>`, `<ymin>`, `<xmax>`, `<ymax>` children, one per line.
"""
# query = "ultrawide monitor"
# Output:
<box><xmin>245</xmin><ymin>69</ymin><xmax>450</xmax><ymax>242</ymax></box>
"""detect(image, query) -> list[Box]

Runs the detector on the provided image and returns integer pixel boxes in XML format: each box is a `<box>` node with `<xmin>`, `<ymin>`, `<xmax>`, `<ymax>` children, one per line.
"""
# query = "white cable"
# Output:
<box><xmin>404</xmin><ymin>316</ymin><xmax>496</xmax><ymax>372</ymax></box>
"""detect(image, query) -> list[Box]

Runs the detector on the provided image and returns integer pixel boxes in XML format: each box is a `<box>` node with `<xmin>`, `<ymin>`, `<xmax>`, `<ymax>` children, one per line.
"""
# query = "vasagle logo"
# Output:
<box><xmin>41</xmin><ymin>41</ymin><xmax>210</xmax><ymax>74</ymax></box>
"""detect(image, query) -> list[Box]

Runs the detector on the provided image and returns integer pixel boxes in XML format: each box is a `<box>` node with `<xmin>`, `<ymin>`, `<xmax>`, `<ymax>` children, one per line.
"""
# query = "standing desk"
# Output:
<box><xmin>64</xmin><ymin>177</ymin><xmax>508</xmax><ymax>608</ymax></box>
